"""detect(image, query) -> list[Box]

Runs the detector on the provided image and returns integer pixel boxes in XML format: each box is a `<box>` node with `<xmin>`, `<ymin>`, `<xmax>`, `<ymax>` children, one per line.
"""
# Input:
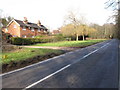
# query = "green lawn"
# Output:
<box><xmin>34</xmin><ymin>39</ymin><xmax>106</xmax><ymax>47</ymax></box>
<box><xmin>1</xmin><ymin>48</ymin><xmax>63</xmax><ymax>64</ymax></box>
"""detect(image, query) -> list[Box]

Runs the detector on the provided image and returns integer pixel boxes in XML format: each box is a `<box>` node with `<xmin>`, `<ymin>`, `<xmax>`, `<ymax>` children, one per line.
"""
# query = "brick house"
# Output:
<box><xmin>52</xmin><ymin>29</ymin><xmax>61</xmax><ymax>35</ymax></box>
<box><xmin>3</xmin><ymin>17</ymin><xmax>48</xmax><ymax>38</ymax></box>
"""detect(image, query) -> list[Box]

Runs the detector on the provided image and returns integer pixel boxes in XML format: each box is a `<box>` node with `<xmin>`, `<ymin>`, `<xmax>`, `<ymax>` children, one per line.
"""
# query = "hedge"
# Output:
<box><xmin>11</xmin><ymin>36</ymin><xmax>66</xmax><ymax>45</ymax></box>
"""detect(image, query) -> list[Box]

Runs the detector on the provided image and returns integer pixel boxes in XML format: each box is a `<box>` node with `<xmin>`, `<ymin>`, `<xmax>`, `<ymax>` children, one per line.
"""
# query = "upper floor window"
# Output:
<box><xmin>14</xmin><ymin>25</ymin><xmax>17</xmax><ymax>28</ymax></box>
<box><xmin>32</xmin><ymin>36</ymin><xmax>35</xmax><ymax>38</ymax></box>
<box><xmin>22</xmin><ymin>26</ymin><xmax>26</xmax><ymax>30</ymax></box>
<box><xmin>38</xmin><ymin>29</ymin><xmax>40</xmax><ymax>32</ymax></box>
<box><xmin>5</xmin><ymin>28</ymin><xmax>8</xmax><ymax>32</ymax></box>
<box><xmin>31</xmin><ymin>28</ymin><xmax>34</xmax><ymax>32</ymax></box>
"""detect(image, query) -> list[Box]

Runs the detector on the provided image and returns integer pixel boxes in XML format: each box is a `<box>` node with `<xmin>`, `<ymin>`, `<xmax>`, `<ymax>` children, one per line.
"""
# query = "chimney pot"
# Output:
<box><xmin>23</xmin><ymin>17</ymin><xmax>28</xmax><ymax>24</ymax></box>
<box><xmin>37</xmin><ymin>20</ymin><xmax>41</xmax><ymax>26</ymax></box>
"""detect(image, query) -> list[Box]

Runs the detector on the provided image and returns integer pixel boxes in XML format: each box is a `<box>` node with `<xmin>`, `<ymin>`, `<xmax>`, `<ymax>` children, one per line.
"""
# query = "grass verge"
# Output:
<box><xmin>1</xmin><ymin>48</ymin><xmax>64</xmax><ymax>64</ymax></box>
<box><xmin>33</xmin><ymin>39</ymin><xmax>106</xmax><ymax>47</ymax></box>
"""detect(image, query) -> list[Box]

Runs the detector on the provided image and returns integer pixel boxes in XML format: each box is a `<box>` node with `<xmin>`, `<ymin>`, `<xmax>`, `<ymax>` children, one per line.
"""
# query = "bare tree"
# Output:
<box><xmin>105</xmin><ymin>0</ymin><xmax>120</xmax><ymax>39</ymax></box>
<box><xmin>63</xmin><ymin>10</ymin><xmax>87</xmax><ymax>41</ymax></box>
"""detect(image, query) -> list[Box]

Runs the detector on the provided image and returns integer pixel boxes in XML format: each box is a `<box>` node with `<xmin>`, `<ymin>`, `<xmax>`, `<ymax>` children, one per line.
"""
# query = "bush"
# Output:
<box><xmin>11</xmin><ymin>37</ymin><xmax>35</xmax><ymax>45</ymax></box>
<box><xmin>11</xmin><ymin>35</ymin><xmax>66</xmax><ymax>45</ymax></box>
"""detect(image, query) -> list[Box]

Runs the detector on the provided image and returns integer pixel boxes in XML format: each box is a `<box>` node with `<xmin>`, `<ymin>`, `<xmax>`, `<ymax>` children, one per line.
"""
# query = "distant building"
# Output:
<box><xmin>52</xmin><ymin>29</ymin><xmax>61</xmax><ymax>35</ymax></box>
<box><xmin>2</xmin><ymin>17</ymin><xmax>48</xmax><ymax>38</ymax></box>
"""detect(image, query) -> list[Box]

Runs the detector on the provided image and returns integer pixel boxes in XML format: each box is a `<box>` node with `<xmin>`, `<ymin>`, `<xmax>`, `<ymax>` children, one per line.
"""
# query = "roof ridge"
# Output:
<box><xmin>11</xmin><ymin>19</ymin><xmax>47</xmax><ymax>30</ymax></box>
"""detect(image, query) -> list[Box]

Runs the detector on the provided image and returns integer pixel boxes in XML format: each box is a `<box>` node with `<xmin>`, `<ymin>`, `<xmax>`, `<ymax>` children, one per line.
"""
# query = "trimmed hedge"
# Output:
<box><xmin>11</xmin><ymin>35</ymin><xmax>66</xmax><ymax>45</ymax></box>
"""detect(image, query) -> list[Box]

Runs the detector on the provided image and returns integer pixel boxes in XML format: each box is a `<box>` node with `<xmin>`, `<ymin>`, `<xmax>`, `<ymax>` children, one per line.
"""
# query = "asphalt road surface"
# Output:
<box><xmin>1</xmin><ymin>39</ymin><xmax>120</xmax><ymax>89</ymax></box>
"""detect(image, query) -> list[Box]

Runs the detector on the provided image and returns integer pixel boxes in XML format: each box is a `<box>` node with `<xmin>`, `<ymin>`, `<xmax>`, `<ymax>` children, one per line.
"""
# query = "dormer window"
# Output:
<box><xmin>22</xmin><ymin>26</ymin><xmax>26</xmax><ymax>30</ymax></box>
<box><xmin>31</xmin><ymin>28</ymin><xmax>34</xmax><ymax>32</ymax></box>
<box><xmin>38</xmin><ymin>29</ymin><xmax>40</xmax><ymax>32</ymax></box>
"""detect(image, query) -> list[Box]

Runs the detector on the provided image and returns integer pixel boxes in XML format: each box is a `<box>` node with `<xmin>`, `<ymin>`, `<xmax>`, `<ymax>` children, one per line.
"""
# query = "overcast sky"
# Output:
<box><xmin>0</xmin><ymin>0</ymin><xmax>114</xmax><ymax>30</ymax></box>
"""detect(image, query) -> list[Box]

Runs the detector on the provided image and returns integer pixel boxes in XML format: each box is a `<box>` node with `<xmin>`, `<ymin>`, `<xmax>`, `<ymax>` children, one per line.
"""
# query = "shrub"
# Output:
<box><xmin>11</xmin><ymin>35</ymin><xmax>66</xmax><ymax>45</ymax></box>
<box><xmin>11</xmin><ymin>37</ymin><xmax>33</xmax><ymax>45</ymax></box>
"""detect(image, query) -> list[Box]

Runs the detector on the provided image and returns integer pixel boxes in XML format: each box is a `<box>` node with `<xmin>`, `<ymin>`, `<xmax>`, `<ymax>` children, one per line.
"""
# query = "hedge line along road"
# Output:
<box><xmin>1</xmin><ymin>39</ymin><xmax>120</xmax><ymax>89</ymax></box>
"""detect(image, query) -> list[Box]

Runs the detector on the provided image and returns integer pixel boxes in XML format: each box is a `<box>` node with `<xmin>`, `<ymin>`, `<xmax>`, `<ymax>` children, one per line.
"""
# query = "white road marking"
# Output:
<box><xmin>1</xmin><ymin>42</ymin><xmax>109</xmax><ymax>77</ymax></box>
<box><xmin>23</xmin><ymin>42</ymin><xmax>110</xmax><ymax>89</ymax></box>
<box><xmin>0</xmin><ymin>53</ymin><xmax>66</xmax><ymax>76</ymax></box>
<box><xmin>23</xmin><ymin>64</ymin><xmax>71</xmax><ymax>89</ymax></box>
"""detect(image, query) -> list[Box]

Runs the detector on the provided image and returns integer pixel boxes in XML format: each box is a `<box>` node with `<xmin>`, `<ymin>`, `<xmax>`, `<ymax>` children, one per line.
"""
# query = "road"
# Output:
<box><xmin>1</xmin><ymin>39</ymin><xmax>119</xmax><ymax>89</ymax></box>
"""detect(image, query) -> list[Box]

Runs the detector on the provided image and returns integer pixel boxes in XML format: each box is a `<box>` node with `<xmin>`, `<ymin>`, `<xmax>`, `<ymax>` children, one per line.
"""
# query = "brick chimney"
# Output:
<box><xmin>37</xmin><ymin>20</ymin><xmax>41</xmax><ymax>26</ymax></box>
<box><xmin>23</xmin><ymin>17</ymin><xmax>28</xmax><ymax>24</ymax></box>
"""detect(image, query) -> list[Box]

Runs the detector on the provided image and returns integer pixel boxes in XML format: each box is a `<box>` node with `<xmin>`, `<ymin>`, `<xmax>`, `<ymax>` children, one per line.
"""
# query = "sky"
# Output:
<box><xmin>0</xmin><ymin>0</ymin><xmax>114</xmax><ymax>31</ymax></box>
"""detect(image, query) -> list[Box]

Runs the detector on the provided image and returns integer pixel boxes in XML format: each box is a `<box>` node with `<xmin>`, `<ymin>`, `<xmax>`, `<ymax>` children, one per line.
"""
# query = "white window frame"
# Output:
<box><xmin>31</xmin><ymin>28</ymin><xmax>34</xmax><ymax>32</ymax></box>
<box><xmin>22</xmin><ymin>35</ymin><xmax>26</xmax><ymax>38</ymax></box>
<box><xmin>24</xmin><ymin>35</ymin><xmax>27</xmax><ymax>38</ymax></box>
<box><xmin>32</xmin><ymin>36</ymin><xmax>35</xmax><ymax>38</ymax></box>
<box><xmin>5</xmin><ymin>28</ymin><xmax>8</xmax><ymax>32</ymax></box>
<box><xmin>38</xmin><ymin>29</ymin><xmax>40</xmax><ymax>32</ymax></box>
<box><xmin>44</xmin><ymin>30</ymin><xmax>46</xmax><ymax>32</ymax></box>
<box><xmin>22</xmin><ymin>26</ymin><xmax>26</xmax><ymax>30</ymax></box>
<box><xmin>13</xmin><ymin>25</ymin><xmax>17</xmax><ymax>28</ymax></box>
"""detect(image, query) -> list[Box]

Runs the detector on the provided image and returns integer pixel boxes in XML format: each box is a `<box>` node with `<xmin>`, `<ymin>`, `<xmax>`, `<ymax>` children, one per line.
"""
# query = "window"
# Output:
<box><xmin>13</xmin><ymin>25</ymin><xmax>17</xmax><ymax>28</ymax></box>
<box><xmin>22</xmin><ymin>35</ymin><xmax>27</xmax><ymax>38</ymax></box>
<box><xmin>44</xmin><ymin>30</ymin><xmax>46</xmax><ymax>32</ymax></box>
<box><xmin>32</xmin><ymin>36</ymin><xmax>35</xmax><ymax>38</ymax></box>
<box><xmin>22</xmin><ymin>26</ymin><xmax>26</xmax><ymax>30</ymax></box>
<box><xmin>38</xmin><ymin>29</ymin><xmax>40</xmax><ymax>32</ymax></box>
<box><xmin>13</xmin><ymin>35</ymin><xmax>17</xmax><ymax>37</ymax></box>
<box><xmin>31</xmin><ymin>28</ymin><xmax>34</xmax><ymax>32</ymax></box>
<box><xmin>5</xmin><ymin>28</ymin><xmax>8</xmax><ymax>32</ymax></box>
<box><xmin>28</xmin><ymin>27</ymin><xmax>31</xmax><ymax>29</ymax></box>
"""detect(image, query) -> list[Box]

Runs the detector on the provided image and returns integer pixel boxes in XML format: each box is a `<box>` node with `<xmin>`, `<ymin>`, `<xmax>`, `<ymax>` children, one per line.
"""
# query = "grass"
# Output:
<box><xmin>33</xmin><ymin>39</ymin><xmax>106</xmax><ymax>47</ymax></box>
<box><xmin>1</xmin><ymin>39</ymin><xmax>107</xmax><ymax>64</ymax></box>
<box><xmin>1</xmin><ymin>48</ymin><xmax>63</xmax><ymax>64</ymax></box>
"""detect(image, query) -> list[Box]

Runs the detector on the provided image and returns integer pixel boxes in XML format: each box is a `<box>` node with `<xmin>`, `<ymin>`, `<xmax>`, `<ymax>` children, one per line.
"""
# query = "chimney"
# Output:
<box><xmin>23</xmin><ymin>17</ymin><xmax>28</xmax><ymax>24</ymax></box>
<box><xmin>37</xmin><ymin>20</ymin><xmax>41</xmax><ymax>26</ymax></box>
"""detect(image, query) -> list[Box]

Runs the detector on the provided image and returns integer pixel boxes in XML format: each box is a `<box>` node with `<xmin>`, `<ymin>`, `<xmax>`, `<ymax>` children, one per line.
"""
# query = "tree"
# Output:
<box><xmin>88</xmin><ymin>27</ymin><xmax>97</xmax><ymax>39</ymax></box>
<box><xmin>105</xmin><ymin>0</ymin><xmax>120</xmax><ymax>39</ymax></box>
<box><xmin>63</xmin><ymin>11</ymin><xmax>87</xmax><ymax>41</ymax></box>
<box><xmin>61</xmin><ymin>24</ymin><xmax>75</xmax><ymax>37</ymax></box>
<box><xmin>103</xmin><ymin>23</ymin><xmax>115</xmax><ymax>38</ymax></box>
<box><xmin>61</xmin><ymin>23</ymin><xmax>92</xmax><ymax>41</ymax></box>
<box><xmin>1</xmin><ymin>16</ymin><xmax>13</xmax><ymax>27</ymax></box>
<box><xmin>0</xmin><ymin>9</ymin><xmax>3</xmax><ymax>29</ymax></box>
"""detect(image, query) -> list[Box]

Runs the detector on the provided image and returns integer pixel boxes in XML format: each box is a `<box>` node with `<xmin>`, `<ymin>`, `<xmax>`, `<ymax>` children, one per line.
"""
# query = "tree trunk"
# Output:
<box><xmin>76</xmin><ymin>34</ymin><xmax>79</xmax><ymax>41</ymax></box>
<box><xmin>83</xmin><ymin>35</ymin><xmax>85</xmax><ymax>41</ymax></box>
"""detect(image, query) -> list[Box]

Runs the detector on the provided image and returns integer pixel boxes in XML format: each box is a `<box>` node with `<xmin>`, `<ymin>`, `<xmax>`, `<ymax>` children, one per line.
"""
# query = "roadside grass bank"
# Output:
<box><xmin>1</xmin><ymin>39</ymin><xmax>107</xmax><ymax>73</ymax></box>
<box><xmin>1</xmin><ymin>48</ymin><xmax>65</xmax><ymax>73</ymax></box>
<box><xmin>33</xmin><ymin>39</ymin><xmax>106</xmax><ymax>47</ymax></box>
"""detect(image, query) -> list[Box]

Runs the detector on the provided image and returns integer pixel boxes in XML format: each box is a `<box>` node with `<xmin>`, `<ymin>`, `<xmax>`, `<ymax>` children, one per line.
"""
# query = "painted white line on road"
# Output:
<box><xmin>1</xmin><ymin>42</ymin><xmax>110</xmax><ymax>77</ymax></box>
<box><xmin>23</xmin><ymin>64</ymin><xmax>71</xmax><ymax>89</ymax></box>
<box><xmin>72</xmin><ymin>43</ymin><xmax>110</xmax><ymax>64</ymax></box>
<box><xmin>82</xmin><ymin>43</ymin><xmax>110</xmax><ymax>59</ymax></box>
<box><xmin>0</xmin><ymin>53</ymin><xmax>66</xmax><ymax>77</ymax></box>
<box><xmin>23</xmin><ymin>42</ymin><xmax>110</xmax><ymax>89</ymax></box>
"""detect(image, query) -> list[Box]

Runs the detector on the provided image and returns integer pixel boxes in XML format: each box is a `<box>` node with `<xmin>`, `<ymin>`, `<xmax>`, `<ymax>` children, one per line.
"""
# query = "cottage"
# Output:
<box><xmin>3</xmin><ymin>17</ymin><xmax>48</xmax><ymax>38</ymax></box>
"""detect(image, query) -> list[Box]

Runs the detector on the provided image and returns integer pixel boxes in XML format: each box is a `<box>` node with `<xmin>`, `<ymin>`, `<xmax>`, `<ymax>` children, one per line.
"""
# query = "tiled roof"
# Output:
<box><xmin>52</xmin><ymin>30</ymin><xmax>61</xmax><ymax>34</ymax></box>
<box><xmin>14</xmin><ymin>19</ymin><xmax>47</xmax><ymax>30</ymax></box>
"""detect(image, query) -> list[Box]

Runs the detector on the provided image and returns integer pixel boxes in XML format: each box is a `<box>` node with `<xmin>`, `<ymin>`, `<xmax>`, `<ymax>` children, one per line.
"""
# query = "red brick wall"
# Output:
<box><xmin>7</xmin><ymin>21</ymin><xmax>20</xmax><ymax>37</ymax></box>
<box><xmin>20</xmin><ymin>27</ymin><xmax>44</xmax><ymax>38</ymax></box>
<box><xmin>7</xmin><ymin>21</ymin><xmax>47</xmax><ymax>38</ymax></box>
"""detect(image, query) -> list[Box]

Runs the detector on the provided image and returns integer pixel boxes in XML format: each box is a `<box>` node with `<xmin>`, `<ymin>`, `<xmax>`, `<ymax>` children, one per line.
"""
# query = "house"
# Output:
<box><xmin>52</xmin><ymin>29</ymin><xmax>61</xmax><ymax>35</ymax></box>
<box><xmin>2</xmin><ymin>17</ymin><xmax>48</xmax><ymax>38</ymax></box>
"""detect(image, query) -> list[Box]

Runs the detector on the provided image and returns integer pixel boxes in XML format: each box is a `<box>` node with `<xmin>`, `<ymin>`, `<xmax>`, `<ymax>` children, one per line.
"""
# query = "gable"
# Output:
<box><xmin>7</xmin><ymin>19</ymin><xmax>20</xmax><ymax>27</ymax></box>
